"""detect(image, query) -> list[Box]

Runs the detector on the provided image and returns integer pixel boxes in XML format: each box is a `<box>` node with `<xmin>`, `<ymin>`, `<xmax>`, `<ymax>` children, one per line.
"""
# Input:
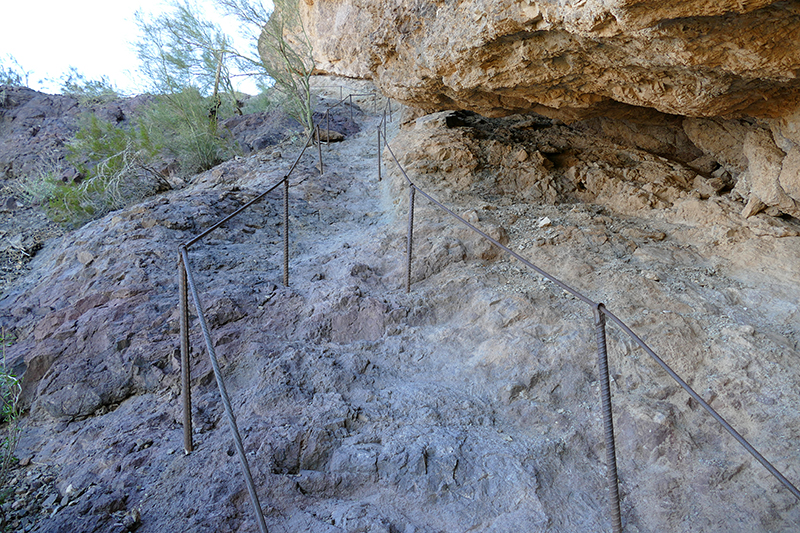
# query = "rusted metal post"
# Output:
<box><xmin>595</xmin><ymin>304</ymin><xmax>623</xmax><ymax>533</ymax></box>
<box><xmin>406</xmin><ymin>186</ymin><xmax>416</xmax><ymax>293</ymax></box>
<box><xmin>179</xmin><ymin>250</ymin><xmax>192</xmax><ymax>453</ymax></box>
<box><xmin>316</xmin><ymin>125</ymin><xmax>323</xmax><ymax>176</ymax></box>
<box><xmin>181</xmin><ymin>248</ymin><xmax>269</xmax><ymax>533</ymax></box>
<box><xmin>377</xmin><ymin>126</ymin><xmax>382</xmax><ymax>182</ymax></box>
<box><xmin>283</xmin><ymin>177</ymin><xmax>290</xmax><ymax>287</ymax></box>
<box><xmin>326</xmin><ymin>111</ymin><xmax>331</xmax><ymax>150</ymax></box>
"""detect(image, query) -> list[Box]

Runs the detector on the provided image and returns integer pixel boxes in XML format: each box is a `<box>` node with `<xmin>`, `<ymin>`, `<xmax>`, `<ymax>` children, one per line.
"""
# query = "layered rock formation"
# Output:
<box><xmin>300</xmin><ymin>0</ymin><xmax>800</xmax><ymax>218</ymax></box>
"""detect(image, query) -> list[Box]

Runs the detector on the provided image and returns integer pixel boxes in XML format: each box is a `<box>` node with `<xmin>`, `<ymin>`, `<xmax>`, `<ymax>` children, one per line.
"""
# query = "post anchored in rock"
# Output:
<box><xmin>178</xmin><ymin>249</ymin><xmax>192</xmax><ymax>454</ymax></box>
<box><xmin>594</xmin><ymin>303</ymin><xmax>622</xmax><ymax>533</ymax></box>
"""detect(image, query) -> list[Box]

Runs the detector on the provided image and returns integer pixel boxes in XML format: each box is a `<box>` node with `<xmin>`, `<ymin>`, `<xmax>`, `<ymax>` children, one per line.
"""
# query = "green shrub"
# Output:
<box><xmin>59</xmin><ymin>67</ymin><xmax>120</xmax><ymax>105</ymax></box>
<box><xmin>140</xmin><ymin>88</ymin><xmax>239</xmax><ymax>176</ymax></box>
<box><xmin>0</xmin><ymin>55</ymin><xmax>28</xmax><ymax>87</ymax></box>
<box><xmin>48</xmin><ymin>113</ymin><xmax>164</xmax><ymax>226</ymax></box>
<box><xmin>0</xmin><ymin>329</ymin><xmax>21</xmax><ymax>498</ymax></box>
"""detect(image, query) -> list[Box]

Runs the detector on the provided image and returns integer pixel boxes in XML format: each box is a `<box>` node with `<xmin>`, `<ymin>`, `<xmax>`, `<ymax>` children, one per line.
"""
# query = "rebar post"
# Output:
<box><xmin>283</xmin><ymin>177</ymin><xmax>290</xmax><ymax>287</ymax></box>
<box><xmin>406</xmin><ymin>185</ymin><xmax>416</xmax><ymax>293</ymax></box>
<box><xmin>595</xmin><ymin>304</ymin><xmax>623</xmax><ymax>533</ymax></box>
<box><xmin>181</xmin><ymin>249</ymin><xmax>269</xmax><ymax>533</ymax></box>
<box><xmin>179</xmin><ymin>251</ymin><xmax>192</xmax><ymax>453</ymax></box>
<box><xmin>316</xmin><ymin>125</ymin><xmax>323</xmax><ymax>175</ymax></box>
<box><xmin>326</xmin><ymin>111</ymin><xmax>331</xmax><ymax>151</ymax></box>
<box><xmin>377</xmin><ymin>126</ymin><xmax>382</xmax><ymax>182</ymax></box>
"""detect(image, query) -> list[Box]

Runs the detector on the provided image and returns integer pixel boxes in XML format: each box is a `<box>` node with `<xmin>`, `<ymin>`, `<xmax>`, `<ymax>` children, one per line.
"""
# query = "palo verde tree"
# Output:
<box><xmin>0</xmin><ymin>55</ymin><xmax>29</xmax><ymax>87</ymax></box>
<box><xmin>134</xmin><ymin>0</ymin><xmax>249</xmax><ymax>173</ymax></box>
<box><xmin>216</xmin><ymin>0</ymin><xmax>316</xmax><ymax>134</ymax></box>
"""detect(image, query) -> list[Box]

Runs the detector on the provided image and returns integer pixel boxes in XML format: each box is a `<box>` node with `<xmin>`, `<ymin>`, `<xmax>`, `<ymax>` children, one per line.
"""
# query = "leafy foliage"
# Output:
<box><xmin>0</xmin><ymin>55</ymin><xmax>29</xmax><ymax>87</ymax></box>
<box><xmin>217</xmin><ymin>0</ymin><xmax>316</xmax><ymax>133</ymax></box>
<box><xmin>59</xmin><ymin>67</ymin><xmax>120</xmax><ymax>105</ymax></box>
<box><xmin>0</xmin><ymin>329</ymin><xmax>21</xmax><ymax>498</ymax></box>
<box><xmin>135</xmin><ymin>0</ymin><xmax>249</xmax><ymax>116</ymax></box>
<box><xmin>140</xmin><ymin>89</ymin><xmax>239</xmax><ymax>176</ymax></box>
<box><xmin>50</xmin><ymin>114</ymin><xmax>164</xmax><ymax>226</ymax></box>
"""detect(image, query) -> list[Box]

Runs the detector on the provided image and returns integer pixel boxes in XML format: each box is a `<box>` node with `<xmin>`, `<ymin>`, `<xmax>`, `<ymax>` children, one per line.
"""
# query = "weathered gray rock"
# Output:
<box><xmin>1</xmin><ymin>87</ymin><xmax>799</xmax><ymax>533</ymax></box>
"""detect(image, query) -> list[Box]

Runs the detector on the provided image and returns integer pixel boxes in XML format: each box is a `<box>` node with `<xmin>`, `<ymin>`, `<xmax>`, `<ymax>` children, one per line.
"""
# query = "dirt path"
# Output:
<box><xmin>1</xmin><ymin>80</ymin><xmax>799</xmax><ymax>532</ymax></box>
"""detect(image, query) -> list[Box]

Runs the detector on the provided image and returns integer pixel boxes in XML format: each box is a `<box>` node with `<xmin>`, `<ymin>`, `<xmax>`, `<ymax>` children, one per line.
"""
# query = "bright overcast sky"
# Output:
<box><xmin>0</xmin><ymin>0</ymin><xmax>262</xmax><ymax>95</ymax></box>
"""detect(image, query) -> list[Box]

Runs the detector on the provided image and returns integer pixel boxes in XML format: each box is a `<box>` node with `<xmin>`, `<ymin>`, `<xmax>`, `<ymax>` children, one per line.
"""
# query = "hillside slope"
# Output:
<box><xmin>1</xmin><ymin>79</ymin><xmax>799</xmax><ymax>532</ymax></box>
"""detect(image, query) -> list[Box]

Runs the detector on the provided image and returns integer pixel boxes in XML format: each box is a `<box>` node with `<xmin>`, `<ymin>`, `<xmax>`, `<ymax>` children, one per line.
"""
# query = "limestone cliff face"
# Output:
<box><xmin>301</xmin><ymin>0</ymin><xmax>800</xmax><ymax>218</ymax></box>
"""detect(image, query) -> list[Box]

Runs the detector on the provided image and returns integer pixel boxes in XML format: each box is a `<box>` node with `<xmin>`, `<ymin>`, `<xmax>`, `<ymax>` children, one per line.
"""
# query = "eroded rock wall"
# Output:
<box><xmin>301</xmin><ymin>0</ymin><xmax>800</xmax><ymax>218</ymax></box>
<box><xmin>303</xmin><ymin>0</ymin><xmax>800</xmax><ymax>119</ymax></box>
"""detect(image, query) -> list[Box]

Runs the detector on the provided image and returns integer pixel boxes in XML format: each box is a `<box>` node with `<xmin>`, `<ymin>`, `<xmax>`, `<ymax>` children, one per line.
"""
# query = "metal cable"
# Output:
<box><xmin>406</xmin><ymin>185</ymin><xmax>416</xmax><ymax>293</ymax></box>
<box><xmin>180</xmin><ymin>247</ymin><xmax>269</xmax><ymax>533</ymax></box>
<box><xmin>283</xmin><ymin>178</ymin><xmax>290</xmax><ymax>287</ymax></box>
<box><xmin>600</xmin><ymin>305</ymin><xmax>800</xmax><ymax>501</ymax></box>
<box><xmin>182</xmin><ymin>126</ymin><xmax>316</xmax><ymax>250</ymax></box>
<box><xmin>384</xmin><ymin>141</ymin><xmax>598</xmax><ymax>307</ymax></box>
<box><xmin>316</xmin><ymin>125</ymin><xmax>323</xmax><ymax>175</ymax></box>
<box><xmin>382</xmin><ymin>130</ymin><xmax>800</xmax><ymax>507</ymax></box>
<box><xmin>179</xmin><ymin>254</ymin><xmax>192</xmax><ymax>453</ymax></box>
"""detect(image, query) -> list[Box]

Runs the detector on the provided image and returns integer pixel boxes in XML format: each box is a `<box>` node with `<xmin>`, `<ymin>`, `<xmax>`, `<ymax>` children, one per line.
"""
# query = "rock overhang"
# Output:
<box><xmin>300</xmin><ymin>0</ymin><xmax>800</xmax><ymax>218</ymax></box>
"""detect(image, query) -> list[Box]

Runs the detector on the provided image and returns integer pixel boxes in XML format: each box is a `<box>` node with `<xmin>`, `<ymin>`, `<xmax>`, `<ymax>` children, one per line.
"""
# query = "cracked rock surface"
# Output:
<box><xmin>1</xmin><ymin>79</ymin><xmax>800</xmax><ymax>532</ymax></box>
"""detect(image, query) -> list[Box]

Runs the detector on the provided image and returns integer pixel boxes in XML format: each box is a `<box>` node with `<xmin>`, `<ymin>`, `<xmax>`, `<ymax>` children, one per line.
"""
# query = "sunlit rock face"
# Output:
<box><xmin>301</xmin><ymin>0</ymin><xmax>800</xmax><ymax>120</ymax></box>
<box><xmin>301</xmin><ymin>0</ymin><xmax>800</xmax><ymax>218</ymax></box>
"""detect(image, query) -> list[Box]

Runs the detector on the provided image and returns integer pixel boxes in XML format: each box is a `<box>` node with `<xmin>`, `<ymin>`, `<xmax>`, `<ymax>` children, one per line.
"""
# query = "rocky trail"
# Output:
<box><xmin>1</xmin><ymin>79</ymin><xmax>800</xmax><ymax>532</ymax></box>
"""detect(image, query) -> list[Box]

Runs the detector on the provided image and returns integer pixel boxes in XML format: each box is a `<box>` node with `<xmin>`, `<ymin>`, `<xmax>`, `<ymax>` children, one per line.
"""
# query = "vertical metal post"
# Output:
<box><xmin>384</xmin><ymin>109</ymin><xmax>388</xmax><ymax>140</ymax></box>
<box><xmin>179</xmin><ymin>250</ymin><xmax>193</xmax><ymax>453</ymax></box>
<box><xmin>326</xmin><ymin>111</ymin><xmax>331</xmax><ymax>150</ymax></box>
<box><xmin>377</xmin><ymin>126</ymin><xmax>382</xmax><ymax>182</ymax></box>
<box><xmin>406</xmin><ymin>186</ymin><xmax>416</xmax><ymax>293</ymax></box>
<box><xmin>388</xmin><ymin>99</ymin><xmax>392</xmax><ymax>122</ymax></box>
<box><xmin>339</xmin><ymin>86</ymin><xmax>343</xmax><ymax>101</ymax></box>
<box><xmin>594</xmin><ymin>304</ymin><xmax>623</xmax><ymax>533</ymax></box>
<box><xmin>181</xmin><ymin>248</ymin><xmax>269</xmax><ymax>533</ymax></box>
<box><xmin>283</xmin><ymin>177</ymin><xmax>290</xmax><ymax>287</ymax></box>
<box><xmin>349</xmin><ymin>95</ymin><xmax>353</xmax><ymax>123</ymax></box>
<box><xmin>316</xmin><ymin>125</ymin><xmax>323</xmax><ymax>176</ymax></box>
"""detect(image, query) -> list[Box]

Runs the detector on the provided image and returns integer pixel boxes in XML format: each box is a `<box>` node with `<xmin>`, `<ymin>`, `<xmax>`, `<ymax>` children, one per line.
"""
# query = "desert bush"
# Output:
<box><xmin>134</xmin><ymin>1</ymin><xmax>247</xmax><ymax>174</ymax></box>
<box><xmin>135</xmin><ymin>0</ymin><xmax>246</xmax><ymax>114</ymax></box>
<box><xmin>217</xmin><ymin>0</ymin><xmax>316</xmax><ymax>133</ymax></box>
<box><xmin>0</xmin><ymin>55</ymin><xmax>29</xmax><ymax>87</ymax></box>
<box><xmin>0</xmin><ymin>329</ymin><xmax>21</xmax><ymax>498</ymax></box>
<box><xmin>59</xmin><ymin>67</ymin><xmax>120</xmax><ymax>105</ymax></box>
<box><xmin>49</xmin><ymin>114</ymin><xmax>164</xmax><ymax>226</ymax></box>
<box><xmin>140</xmin><ymin>88</ymin><xmax>239</xmax><ymax>176</ymax></box>
<box><xmin>12</xmin><ymin>157</ymin><xmax>61</xmax><ymax>207</ymax></box>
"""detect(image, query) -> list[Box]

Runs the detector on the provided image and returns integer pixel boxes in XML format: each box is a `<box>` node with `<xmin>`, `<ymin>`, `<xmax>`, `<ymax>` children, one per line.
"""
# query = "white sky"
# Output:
<box><xmin>0</xmin><ymin>0</ymin><xmax>262</xmax><ymax>95</ymax></box>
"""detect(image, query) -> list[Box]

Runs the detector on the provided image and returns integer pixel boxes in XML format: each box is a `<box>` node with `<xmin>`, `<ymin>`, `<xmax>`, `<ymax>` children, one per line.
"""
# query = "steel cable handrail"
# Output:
<box><xmin>181</xmin><ymin>247</ymin><xmax>269</xmax><ymax>533</ymax></box>
<box><xmin>174</xmin><ymin>89</ymin><xmax>799</xmax><ymax>532</ymax></box>
<box><xmin>176</xmin><ymin>89</ymin><xmax>381</xmax><ymax>533</ymax></box>
<box><xmin>377</xmin><ymin>110</ymin><xmax>800</xmax><ymax>531</ymax></box>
